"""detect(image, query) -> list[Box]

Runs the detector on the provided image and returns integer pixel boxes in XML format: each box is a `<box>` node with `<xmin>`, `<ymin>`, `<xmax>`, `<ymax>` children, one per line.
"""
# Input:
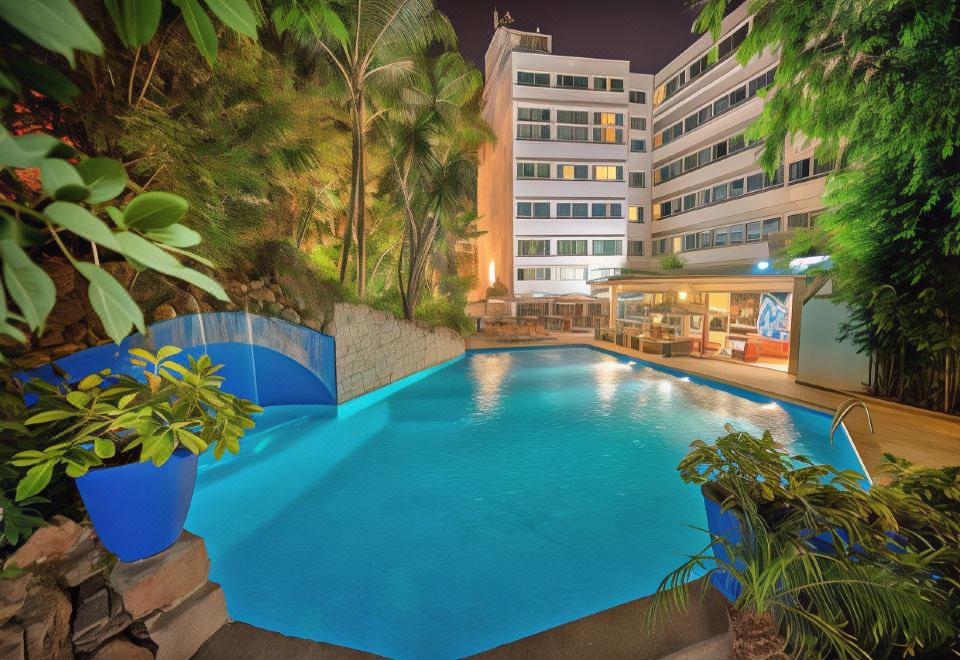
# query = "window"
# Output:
<box><xmin>748</xmin><ymin>66</ymin><xmax>777</xmax><ymax>97</ymax></box>
<box><xmin>684</xmin><ymin>234</ymin><xmax>698</xmax><ymax>251</ymax></box>
<box><xmin>593</xmin><ymin>77</ymin><xmax>608</xmax><ymax>91</ymax></box>
<box><xmin>730</xmin><ymin>224</ymin><xmax>744</xmax><ymax>244</ymax></box>
<box><xmin>517</xmin><ymin>107</ymin><xmax>549</xmax><ymax>121</ymax></box>
<box><xmin>558</xmin><ymin>202</ymin><xmax>589</xmax><ymax>218</ymax></box>
<box><xmin>746</xmin><ymin>220</ymin><xmax>762</xmax><ymax>241</ymax></box>
<box><xmin>533</xmin><ymin>202</ymin><xmax>550</xmax><ymax>218</ymax></box>
<box><xmin>730</xmin><ymin>178</ymin><xmax>745</xmax><ymax>197</ymax></box>
<box><xmin>628</xmin><ymin>240</ymin><xmax>644</xmax><ymax>256</ymax></box>
<box><xmin>700</xmin><ymin>231</ymin><xmax>713</xmax><ymax>249</ymax></box>
<box><xmin>557</xmin><ymin>110</ymin><xmax>588</xmax><ymax>124</ymax></box>
<box><xmin>517</xmin><ymin>124</ymin><xmax>550</xmax><ymax>140</ymax></box>
<box><xmin>746</xmin><ymin>172</ymin><xmax>765</xmax><ymax>193</ymax></box>
<box><xmin>516</xmin><ymin>202</ymin><xmax>531</xmax><ymax>217</ymax></box>
<box><xmin>557</xmin><ymin>203</ymin><xmax>571</xmax><ymax>218</ymax></box>
<box><xmin>630</xmin><ymin>171</ymin><xmax>646</xmax><ymax>188</ymax></box>
<box><xmin>594</xmin><ymin>165</ymin><xmax>622</xmax><ymax>181</ymax></box>
<box><xmin>556</xmin><ymin>74</ymin><xmax>588</xmax><ymax>88</ymax></box>
<box><xmin>630</xmin><ymin>139</ymin><xmax>646</xmax><ymax>152</ymax></box>
<box><xmin>813</xmin><ymin>158</ymin><xmax>834</xmax><ymax>176</ymax></box>
<box><xmin>557</xmin><ymin>240</ymin><xmax>588</xmax><ymax>256</ymax></box>
<box><xmin>717</xmin><ymin>24</ymin><xmax>748</xmax><ymax>60</ymax></box>
<box><xmin>517</xmin><ymin>71</ymin><xmax>549</xmax><ymax>86</ymax></box>
<box><xmin>689</xmin><ymin>52</ymin><xmax>711</xmax><ymax>80</ymax></box>
<box><xmin>629</xmin><ymin>90</ymin><xmax>646</xmax><ymax>104</ymax></box>
<box><xmin>628</xmin><ymin>206</ymin><xmax>644</xmax><ymax>223</ymax></box>
<box><xmin>788</xmin><ymin>158</ymin><xmax>811</xmax><ymax>182</ymax></box>
<box><xmin>630</xmin><ymin>117</ymin><xmax>646</xmax><ymax>130</ymax></box>
<box><xmin>594</xmin><ymin>112</ymin><xmax>624</xmax><ymax>126</ymax></box>
<box><xmin>593</xmin><ymin>127</ymin><xmax>623</xmax><ymax>143</ymax></box>
<box><xmin>762</xmin><ymin>217</ymin><xmax>781</xmax><ymax>237</ymax></box>
<box><xmin>610</xmin><ymin>78</ymin><xmax>624</xmax><ymax>92</ymax></box>
<box><xmin>652</xmin><ymin>238</ymin><xmax>668</xmax><ymax>255</ymax></box>
<box><xmin>557</xmin><ymin>125</ymin><xmax>589</xmax><ymax>141</ymax></box>
<box><xmin>558</xmin><ymin>267</ymin><xmax>587</xmax><ymax>281</ymax></box>
<box><xmin>653</xmin><ymin>70</ymin><xmax>685</xmax><ymax>106</ymax></box>
<box><xmin>712</xmin><ymin>183</ymin><xmax>728</xmax><ymax>202</ymax></box>
<box><xmin>572</xmin><ymin>202</ymin><xmax>588</xmax><ymax>218</ymax></box>
<box><xmin>558</xmin><ymin>164</ymin><xmax>589</xmax><ymax>180</ymax></box>
<box><xmin>787</xmin><ymin>212</ymin><xmax>811</xmax><ymax>229</ymax></box>
<box><xmin>518</xmin><ymin>239</ymin><xmax>550</xmax><ymax>256</ymax></box>
<box><xmin>591</xmin><ymin>202</ymin><xmax>621</xmax><ymax>218</ymax></box>
<box><xmin>714</xmin><ymin>226</ymin><xmax>728</xmax><ymax>247</ymax></box>
<box><xmin>592</xmin><ymin>240</ymin><xmax>622</xmax><ymax>255</ymax></box>
<box><xmin>517</xmin><ymin>162</ymin><xmax>550</xmax><ymax>179</ymax></box>
<box><xmin>683</xmin><ymin>193</ymin><xmax>697</xmax><ymax>211</ymax></box>
<box><xmin>517</xmin><ymin>267</ymin><xmax>551</xmax><ymax>281</ymax></box>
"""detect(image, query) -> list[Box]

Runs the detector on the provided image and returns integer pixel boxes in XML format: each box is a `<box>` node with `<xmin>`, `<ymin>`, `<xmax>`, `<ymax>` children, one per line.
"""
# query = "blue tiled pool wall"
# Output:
<box><xmin>23</xmin><ymin>312</ymin><xmax>337</xmax><ymax>406</ymax></box>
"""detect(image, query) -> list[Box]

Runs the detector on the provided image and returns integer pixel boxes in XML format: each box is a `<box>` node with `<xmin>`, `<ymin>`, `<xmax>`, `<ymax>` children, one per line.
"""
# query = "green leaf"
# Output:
<box><xmin>144</xmin><ymin>223</ymin><xmax>202</xmax><ymax>248</ymax></box>
<box><xmin>104</xmin><ymin>206</ymin><xmax>126</xmax><ymax>228</ymax></box>
<box><xmin>44</xmin><ymin>202</ymin><xmax>122</xmax><ymax>251</ymax></box>
<box><xmin>75</xmin><ymin>157</ymin><xmax>128</xmax><ymax>204</ymax></box>
<box><xmin>8</xmin><ymin>59</ymin><xmax>80</xmax><ymax>103</ymax></box>
<box><xmin>39</xmin><ymin>159</ymin><xmax>89</xmax><ymax>201</ymax></box>
<box><xmin>0</xmin><ymin>212</ymin><xmax>45</xmax><ymax>248</ymax></box>
<box><xmin>174</xmin><ymin>0</ymin><xmax>218</xmax><ymax>66</ymax></box>
<box><xmin>103</xmin><ymin>0</ymin><xmax>162</xmax><ymax>48</ymax></box>
<box><xmin>156</xmin><ymin>345</ymin><xmax>182</xmax><ymax>361</ymax></box>
<box><xmin>122</xmin><ymin>192</ymin><xmax>188</xmax><ymax>230</ymax></box>
<box><xmin>75</xmin><ymin>262</ymin><xmax>145</xmax><ymax>343</ymax></box>
<box><xmin>113</xmin><ymin>232</ymin><xmax>228</xmax><ymax>300</ymax></box>
<box><xmin>15</xmin><ymin>461</ymin><xmax>54</xmax><ymax>501</ymax></box>
<box><xmin>0</xmin><ymin>129</ymin><xmax>74</xmax><ymax>168</ymax></box>
<box><xmin>77</xmin><ymin>374</ymin><xmax>102</xmax><ymax>390</ymax></box>
<box><xmin>0</xmin><ymin>239</ymin><xmax>56</xmax><ymax>330</ymax></box>
<box><xmin>0</xmin><ymin>0</ymin><xmax>103</xmax><ymax>66</ymax></box>
<box><xmin>160</xmin><ymin>245</ymin><xmax>214</xmax><ymax>268</ymax></box>
<box><xmin>203</xmin><ymin>0</ymin><xmax>258</xmax><ymax>38</ymax></box>
<box><xmin>93</xmin><ymin>438</ymin><xmax>116</xmax><ymax>459</ymax></box>
<box><xmin>23</xmin><ymin>409</ymin><xmax>76</xmax><ymax>424</ymax></box>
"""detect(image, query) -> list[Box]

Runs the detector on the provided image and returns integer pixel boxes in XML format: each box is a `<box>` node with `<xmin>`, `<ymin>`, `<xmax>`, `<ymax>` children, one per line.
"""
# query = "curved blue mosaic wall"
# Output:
<box><xmin>25</xmin><ymin>312</ymin><xmax>336</xmax><ymax>406</ymax></box>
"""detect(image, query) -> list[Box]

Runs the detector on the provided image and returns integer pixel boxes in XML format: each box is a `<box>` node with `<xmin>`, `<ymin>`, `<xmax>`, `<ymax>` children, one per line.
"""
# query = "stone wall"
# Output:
<box><xmin>0</xmin><ymin>518</ymin><xmax>226</xmax><ymax>660</ymax></box>
<box><xmin>328</xmin><ymin>303</ymin><xmax>465</xmax><ymax>403</ymax></box>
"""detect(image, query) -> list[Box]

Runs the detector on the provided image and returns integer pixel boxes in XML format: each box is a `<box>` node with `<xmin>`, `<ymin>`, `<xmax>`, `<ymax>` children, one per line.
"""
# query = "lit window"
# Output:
<box><xmin>628</xmin><ymin>206</ymin><xmax>644</xmax><ymax>223</ymax></box>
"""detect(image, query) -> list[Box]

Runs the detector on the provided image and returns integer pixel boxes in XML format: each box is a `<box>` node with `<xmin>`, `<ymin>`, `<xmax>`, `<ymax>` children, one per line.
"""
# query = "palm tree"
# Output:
<box><xmin>381</xmin><ymin>52</ymin><xmax>489</xmax><ymax>319</ymax></box>
<box><xmin>270</xmin><ymin>0</ymin><xmax>455</xmax><ymax>298</ymax></box>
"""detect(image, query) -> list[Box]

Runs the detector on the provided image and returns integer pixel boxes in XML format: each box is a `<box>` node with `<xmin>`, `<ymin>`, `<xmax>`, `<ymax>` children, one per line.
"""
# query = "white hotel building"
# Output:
<box><xmin>475</xmin><ymin>4</ymin><xmax>830</xmax><ymax>299</ymax></box>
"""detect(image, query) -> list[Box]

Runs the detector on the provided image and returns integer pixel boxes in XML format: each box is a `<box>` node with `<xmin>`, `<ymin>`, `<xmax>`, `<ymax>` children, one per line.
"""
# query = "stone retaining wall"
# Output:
<box><xmin>0</xmin><ymin>518</ymin><xmax>225</xmax><ymax>660</ymax></box>
<box><xmin>328</xmin><ymin>303</ymin><xmax>465</xmax><ymax>403</ymax></box>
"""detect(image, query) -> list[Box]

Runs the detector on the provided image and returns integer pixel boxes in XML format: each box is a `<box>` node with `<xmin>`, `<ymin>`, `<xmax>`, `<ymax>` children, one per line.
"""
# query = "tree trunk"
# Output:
<box><xmin>338</xmin><ymin>108</ymin><xmax>360</xmax><ymax>285</ymax></box>
<box><xmin>355</xmin><ymin>97</ymin><xmax>368</xmax><ymax>298</ymax></box>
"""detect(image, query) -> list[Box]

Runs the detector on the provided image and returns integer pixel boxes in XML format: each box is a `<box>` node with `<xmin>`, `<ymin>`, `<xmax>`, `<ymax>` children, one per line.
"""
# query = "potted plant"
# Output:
<box><xmin>8</xmin><ymin>347</ymin><xmax>261</xmax><ymax>562</ymax></box>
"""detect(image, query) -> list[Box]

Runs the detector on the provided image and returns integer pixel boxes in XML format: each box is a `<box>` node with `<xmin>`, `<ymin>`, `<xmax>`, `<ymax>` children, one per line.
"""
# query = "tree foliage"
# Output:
<box><xmin>694</xmin><ymin>0</ymin><xmax>960</xmax><ymax>414</ymax></box>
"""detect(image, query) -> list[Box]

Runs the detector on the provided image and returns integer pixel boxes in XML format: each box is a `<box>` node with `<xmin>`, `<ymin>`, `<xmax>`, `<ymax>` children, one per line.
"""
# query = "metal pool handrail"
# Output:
<box><xmin>830</xmin><ymin>398</ymin><xmax>875</xmax><ymax>442</ymax></box>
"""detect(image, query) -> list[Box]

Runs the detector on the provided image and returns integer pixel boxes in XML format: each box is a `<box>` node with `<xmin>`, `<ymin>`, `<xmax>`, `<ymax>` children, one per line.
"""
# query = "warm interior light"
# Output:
<box><xmin>678</xmin><ymin>290</ymin><xmax>688</xmax><ymax>301</ymax></box>
<box><xmin>488</xmin><ymin>260</ymin><xmax>496</xmax><ymax>284</ymax></box>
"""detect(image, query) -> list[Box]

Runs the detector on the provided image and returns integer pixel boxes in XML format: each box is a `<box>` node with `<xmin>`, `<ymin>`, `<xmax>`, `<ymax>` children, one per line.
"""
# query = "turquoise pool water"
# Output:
<box><xmin>185</xmin><ymin>347</ymin><xmax>865</xmax><ymax>659</ymax></box>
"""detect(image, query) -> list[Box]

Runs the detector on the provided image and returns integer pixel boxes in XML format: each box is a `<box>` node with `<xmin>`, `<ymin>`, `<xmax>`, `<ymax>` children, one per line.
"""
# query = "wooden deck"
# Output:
<box><xmin>466</xmin><ymin>333</ymin><xmax>960</xmax><ymax>476</ymax></box>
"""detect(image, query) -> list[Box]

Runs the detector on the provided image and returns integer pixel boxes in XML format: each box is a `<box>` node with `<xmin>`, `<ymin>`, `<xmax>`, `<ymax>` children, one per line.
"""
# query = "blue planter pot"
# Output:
<box><xmin>75</xmin><ymin>449</ymin><xmax>199</xmax><ymax>562</ymax></box>
<box><xmin>702</xmin><ymin>484</ymin><xmax>745</xmax><ymax>602</ymax></box>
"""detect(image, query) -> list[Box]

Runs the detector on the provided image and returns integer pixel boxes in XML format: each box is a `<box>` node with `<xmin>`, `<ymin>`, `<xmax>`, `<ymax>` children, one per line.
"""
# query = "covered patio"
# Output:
<box><xmin>591</xmin><ymin>273</ymin><xmax>806</xmax><ymax>374</ymax></box>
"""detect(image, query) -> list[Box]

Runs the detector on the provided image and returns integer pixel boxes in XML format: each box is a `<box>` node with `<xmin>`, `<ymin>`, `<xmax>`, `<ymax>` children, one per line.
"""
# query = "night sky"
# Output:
<box><xmin>434</xmin><ymin>0</ymin><xmax>708</xmax><ymax>75</ymax></box>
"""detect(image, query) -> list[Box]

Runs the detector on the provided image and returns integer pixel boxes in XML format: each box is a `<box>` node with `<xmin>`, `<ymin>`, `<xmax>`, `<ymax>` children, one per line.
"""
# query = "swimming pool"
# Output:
<box><xmin>185</xmin><ymin>346</ymin><xmax>866</xmax><ymax>659</ymax></box>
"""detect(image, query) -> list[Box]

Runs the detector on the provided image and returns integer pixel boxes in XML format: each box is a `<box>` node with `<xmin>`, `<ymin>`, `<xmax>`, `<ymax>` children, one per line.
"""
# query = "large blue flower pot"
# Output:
<box><xmin>75</xmin><ymin>449</ymin><xmax>199</xmax><ymax>562</ymax></box>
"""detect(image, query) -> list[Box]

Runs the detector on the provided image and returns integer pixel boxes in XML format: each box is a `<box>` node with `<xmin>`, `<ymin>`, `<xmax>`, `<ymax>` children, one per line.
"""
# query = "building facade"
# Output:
<box><xmin>475</xmin><ymin>4</ymin><xmax>829</xmax><ymax>299</ymax></box>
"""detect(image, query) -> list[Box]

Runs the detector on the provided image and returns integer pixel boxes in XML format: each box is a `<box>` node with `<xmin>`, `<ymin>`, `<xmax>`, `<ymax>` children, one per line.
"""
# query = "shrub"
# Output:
<box><xmin>659</xmin><ymin>253</ymin><xmax>686</xmax><ymax>270</ymax></box>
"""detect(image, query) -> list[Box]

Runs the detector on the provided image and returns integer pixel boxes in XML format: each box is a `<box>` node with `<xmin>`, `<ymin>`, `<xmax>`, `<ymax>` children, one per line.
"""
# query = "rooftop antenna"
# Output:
<box><xmin>497</xmin><ymin>11</ymin><xmax>515</xmax><ymax>28</ymax></box>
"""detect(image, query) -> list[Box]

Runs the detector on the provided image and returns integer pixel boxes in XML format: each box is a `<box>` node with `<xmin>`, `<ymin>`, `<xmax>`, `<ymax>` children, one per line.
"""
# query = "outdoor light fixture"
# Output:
<box><xmin>757</xmin><ymin>261</ymin><xmax>770</xmax><ymax>271</ymax></box>
<box><xmin>678</xmin><ymin>290</ymin><xmax>688</xmax><ymax>301</ymax></box>
<box><xmin>488</xmin><ymin>260</ymin><xmax>496</xmax><ymax>284</ymax></box>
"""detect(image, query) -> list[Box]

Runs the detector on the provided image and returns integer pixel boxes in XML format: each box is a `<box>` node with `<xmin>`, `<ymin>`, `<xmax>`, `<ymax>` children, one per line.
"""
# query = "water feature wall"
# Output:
<box><xmin>26</xmin><ymin>312</ymin><xmax>337</xmax><ymax>406</ymax></box>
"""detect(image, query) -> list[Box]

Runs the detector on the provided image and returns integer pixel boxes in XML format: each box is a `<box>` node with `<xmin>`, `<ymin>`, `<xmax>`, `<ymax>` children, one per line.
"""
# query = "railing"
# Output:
<box><xmin>830</xmin><ymin>398</ymin><xmax>875</xmax><ymax>442</ymax></box>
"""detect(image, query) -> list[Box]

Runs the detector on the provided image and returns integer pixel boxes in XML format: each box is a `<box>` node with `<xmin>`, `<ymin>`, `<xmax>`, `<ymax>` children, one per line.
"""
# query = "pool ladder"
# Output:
<box><xmin>830</xmin><ymin>398</ymin><xmax>874</xmax><ymax>442</ymax></box>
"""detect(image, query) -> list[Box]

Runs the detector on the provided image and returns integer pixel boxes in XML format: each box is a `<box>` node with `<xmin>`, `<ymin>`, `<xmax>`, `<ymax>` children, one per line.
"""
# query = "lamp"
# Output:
<box><xmin>488</xmin><ymin>260</ymin><xmax>496</xmax><ymax>284</ymax></box>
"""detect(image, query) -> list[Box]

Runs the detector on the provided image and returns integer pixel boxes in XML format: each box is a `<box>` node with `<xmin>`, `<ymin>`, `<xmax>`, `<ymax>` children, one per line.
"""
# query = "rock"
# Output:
<box><xmin>170</xmin><ymin>293</ymin><xmax>200</xmax><ymax>316</ymax></box>
<box><xmin>37</xmin><ymin>331</ymin><xmax>64</xmax><ymax>348</ymax></box>
<box><xmin>19</xmin><ymin>584</ymin><xmax>71</xmax><ymax>660</ymax></box>
<box><xmin>0</xmin><ymin>623</ymin><xmax>24</xmax><ymax>660</ymax></box>
<box><xmin>50</xmin><ymin>342</ymin><xmax>86</xmax><ymax>358</ymax></box>
<box><xmin>302</xmin><ymin>318</ymin><xmax>324</xmax><ymax>332</ymax></box>
<box><xmin>109</xmin><ymin>532</ymin><xmax>210</xmax><ymax>620</ymax></box>
<box><xmin>72</xmin><ymin>587</ymin><xmax>110</xmax><ymax>640</ymax></box>
<box><xmin>280</xmin><ymin>308</ymin><xmax>301</xmax><ymax>325</ymax></box>
<box><xmin>4</xmin><ymin>516</ymin><xmax>84</xmax><ymax>571</ymax></box>
<box><xmin>101</xmin><ymin>261</ymin><xmax>136</xmax><ymax>289</ymax></box>
<box><xmin>72</xmin><ymin>576</ymin><xmax>130</xmax><ymax>653</ymax></box>
<box><xmin>91</xmin><ymin>637</ymin><xmax>154</xmax><ymax>660</ymax></box>
<box><xmin>151</xmin><ymin>304</ymin><xmax>177</xmax><ymax>322</ymax></box>
<box><xmin>249</xmin><ymin>287</ymin><xmax>276</xmax><ymax>304</ymax></box>
<box><xmin>249</xmin><ymin>279</ymin><xmax>265</xmax><ymax>290</ymax></box>
<box><xmin>59</xmin><ymin>529</ymin><xmax>108</xmax><ymax>587</ymax></box>
<box><xmin>41</xmin><ymin>258</ymin><xmax>75</xmax><ymax>295</ymax></box>
<box><xmin>139</xmin><ymin>582</ymin><xmax>227</xmax><ymax>660</ymax></box>
<box><xmin>50</xmin><ymin>298</ymin><xmax>86</xmax><ymax>326</ymax></box>
<box><xmin>263</xmin><ymin>302</ymin><xmax>281</xmax><ymax>316</ymax></box>
<box><xmin>223</xmin><ymin>280</ymin><xmax>248</xmax><ymax>298</ymax></box>
<box><xmin>129</xmin><ymin>272</ymin><xmax>175</xmax><ymax>305</ymax></box>
<box><xmin>269</xmin><ymin>284</ymin><xmax>282</xmax><ymax>296</ymax></box>
<box><xmin>0</xmin><ymin>576</ymin><xmax>27</xmax><ymax>626</ymax></box>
